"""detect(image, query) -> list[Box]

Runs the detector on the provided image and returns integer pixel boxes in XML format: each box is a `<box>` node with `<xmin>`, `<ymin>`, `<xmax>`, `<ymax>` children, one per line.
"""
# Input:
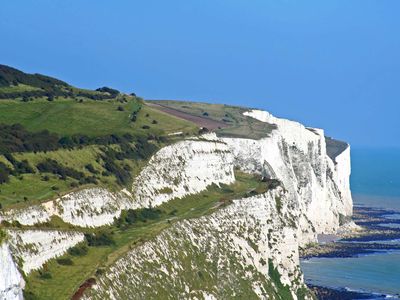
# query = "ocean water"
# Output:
<box><xmin>301</xmin><ymin>251</ymin><xmax>400</xmax><ymax>295</ymax></box>
<box><xmin>301</xmin><ymin>148</ymin><xmax>400</xmax><ymax>297</ymax></box>
<box><xmin>351</xmin><ymin>147</ymin><xmax>400</xmax><ymax>210</ymax></box>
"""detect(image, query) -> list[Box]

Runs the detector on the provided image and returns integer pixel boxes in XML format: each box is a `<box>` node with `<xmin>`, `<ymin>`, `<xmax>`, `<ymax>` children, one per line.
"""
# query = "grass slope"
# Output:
<box><xmin>0</xmin><ymin>98</ymin><xmax>195</xmax><ymax>137</ymax></box>
<box><xmin>22</xmin><ymin>172</ymin><xmax>266</xmax><ymax>300</ymax></box>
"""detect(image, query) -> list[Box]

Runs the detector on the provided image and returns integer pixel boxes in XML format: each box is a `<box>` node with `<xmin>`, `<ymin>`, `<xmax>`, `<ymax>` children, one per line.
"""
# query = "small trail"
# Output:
<box><xmin>147</xmin><ymin>102</ymin><xmax>228</xmax><ymax>131</ymax></box>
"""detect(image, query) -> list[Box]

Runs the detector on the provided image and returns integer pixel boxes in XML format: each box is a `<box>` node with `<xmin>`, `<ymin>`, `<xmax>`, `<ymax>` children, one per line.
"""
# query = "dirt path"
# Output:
<box><xmin>147</xmin><ymin>102</ymin><xmax>228</xmax><ymax>131</ymax></box>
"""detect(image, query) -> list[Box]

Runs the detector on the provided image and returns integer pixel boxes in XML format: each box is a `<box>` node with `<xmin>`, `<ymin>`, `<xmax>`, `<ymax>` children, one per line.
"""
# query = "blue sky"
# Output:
<box><xmin>1</xmin><ymin>0</ymin><xmax>399</xmax><ymax>147</ymax></box>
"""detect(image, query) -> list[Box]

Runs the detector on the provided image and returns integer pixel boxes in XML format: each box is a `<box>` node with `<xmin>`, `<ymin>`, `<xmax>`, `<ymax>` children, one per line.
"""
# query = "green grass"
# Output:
<box><xmin>23</xmin><ymin>172</ymin><xmax>266</xmax><ymax>300</ymax></box>
<box><xmin>0</xmin><ymin>98</ymin><xmax>196</xmax><ymax>137</ymax></box>
<box><xmin>14</xmin><ymin>146</ymin><xmax>103</xmax><ymax>172</ymax></box>
<box><xmin>0</xmin><ymin>173</ymin><xmax>76</xmax><ymax>208</ymax></box>
<box><xmin>0</xmin><ymin>146</ymin><xmax>109</xmax><ymax>209</ymax></box>
<box><xmin>0</xmin><ymin>98</ymin><xmax>138</xmax><ymax>136</ymax></box>
<box><xmin>0</xmin><ymin>144</ymin><xmax>155</xmax><ymax>209</ymax></box>
<box><xmin>0</xmin><ymin>83</ymin><xmax>41</xmax><ymax>93</ymax></box>
<box><xmin>149</xmin><ymin>100</ymin><xmax>277</xmax><ymax>139</ymax></box>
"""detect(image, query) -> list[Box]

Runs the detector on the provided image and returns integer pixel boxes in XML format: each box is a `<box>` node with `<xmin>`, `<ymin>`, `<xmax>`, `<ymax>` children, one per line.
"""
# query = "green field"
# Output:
<box><xmin>23</xmin><ymin>172</ymin><xmax>266</xmax><ymax>300</ymax></box>
<box><xmin>0</xmin><ymin>146</ymin><xmax>116</xmax><ymax>208</ymax></box>
<box><xmin>150</xmin><ymin>100</ymin><xmax>277</xmax><ymax>139</ymax></box>
<box><xmin>0</xmin><ymin>98</ymin><xmax>196</xmax><ymax>137</ymax></box>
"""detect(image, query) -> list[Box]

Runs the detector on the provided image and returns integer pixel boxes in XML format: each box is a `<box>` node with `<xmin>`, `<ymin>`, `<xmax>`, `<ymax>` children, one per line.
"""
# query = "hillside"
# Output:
<box><xmin>0</xmin><ymin>66</ymin><xmax>353</xmax><ymax>300</ymax></box>
<box><xmin>0</xmin><ymin>65</ymin><xmax>199</xmax><ymax>210</ymax></box>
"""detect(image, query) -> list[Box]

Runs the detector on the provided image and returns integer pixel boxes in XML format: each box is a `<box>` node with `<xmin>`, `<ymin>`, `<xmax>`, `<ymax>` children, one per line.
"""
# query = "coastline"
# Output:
<box><xmin>301</xmin><ymin>205</ymin><xmax>400</xmax><ymax>298</ymax></box>
<box><xmin>308</xmin><ymin>284</ymin><xmax>390</xmax><ymax>300</ymax></box>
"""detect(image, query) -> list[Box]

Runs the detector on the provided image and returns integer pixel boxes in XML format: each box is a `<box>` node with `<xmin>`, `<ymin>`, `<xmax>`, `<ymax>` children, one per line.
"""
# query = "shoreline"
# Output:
<box><xmin>301</xmin><ymin>205</ymin><xmax>400</xmax><ymax>299</ymax></box>
<box><xmin>308</xmin><ymin>284</ymin><xmax>391</xmax><ymax>300</ymax></box>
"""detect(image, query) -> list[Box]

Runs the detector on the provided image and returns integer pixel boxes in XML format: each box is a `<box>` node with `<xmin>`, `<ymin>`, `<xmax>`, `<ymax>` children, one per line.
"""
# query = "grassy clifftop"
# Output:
<box><xmin>0</xmin><ymin>66</ymin><xmax>197</xmax><ymax>210</ymax></box>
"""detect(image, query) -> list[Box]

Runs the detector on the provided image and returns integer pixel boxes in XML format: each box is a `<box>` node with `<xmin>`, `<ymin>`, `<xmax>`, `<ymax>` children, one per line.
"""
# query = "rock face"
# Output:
<box><xmin>223</xmin><ymin>110</ymin><xmax>352</xmax><ymax>244</ymax></box>
<box><xmin>0</xmin><ymin>243</ymin><xmax>24</xmax><ymax>300</ymax></box>
<box><xmin>0</xmin><ymin>189</ymin><xmax>131</xmax><ymax>228</ymax></box>
<box><xmin>7</xmin><ymin>229</ymin><xmax>85</xmax><ymax>274</ymax></box>
<box><xmin>84</xmin><ymin>188</ymin><xmax>310</xmax><ymax>300</ymax></box>
<box><xmin>132</xmin><ymin>138</ymin><xmax>235</xmax><ymax>207</ymax></box>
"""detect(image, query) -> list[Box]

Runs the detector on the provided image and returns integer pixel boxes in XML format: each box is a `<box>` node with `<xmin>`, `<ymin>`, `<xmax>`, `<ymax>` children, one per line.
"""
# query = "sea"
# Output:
<box><xmin>301</xmin><ymin>148</ymin><xmax>400</xmax><ymax>298</ymax></box>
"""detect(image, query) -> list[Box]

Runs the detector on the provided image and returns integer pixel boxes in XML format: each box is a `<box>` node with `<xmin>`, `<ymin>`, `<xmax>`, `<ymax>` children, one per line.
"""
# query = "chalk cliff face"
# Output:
<box><xmin>223</xmin><ymin>110</ymin><xmax>352</xmax><ymax>243</ymax></box>
<box><xmin>0</xmin><ymin>243</ymin><xmax>24</xmax><ymax>300</ymax></box>
<box><xmin>84</xmin><ymin>188</ymin><xmax>308</xmax><ymax>300</ymax></box>
<box><xmin>0</xmin><ymin>108</ymin><xmax>352</xmax><ymax>299</ymax></box>
<box><xmin>132</xmin><ymin>138</ymin><xmax>235</xmax><ymax>207</ymax></box>
<box><xmin>7</xmin><ymin>229</ymin><xmax>84</xmax><ymax>274</ymax></box>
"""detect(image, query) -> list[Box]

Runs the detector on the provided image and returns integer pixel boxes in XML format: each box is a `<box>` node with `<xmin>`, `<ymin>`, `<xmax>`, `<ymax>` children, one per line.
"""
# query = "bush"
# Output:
<box><xmin>0</xmin><ymin>124</ymin><xmax>59</xmax><ymax>154</ymax></box>
<box><xmin>56</xmin><ymin>258</ymin><xmax>73</xmax><ymax>265</ymax></box>
<box><xmin>0</xmin><ymin>229</ymin><xmax>7</xmax><ymax>243</ymax></box>
<box><xmin>85</xmin><ymin>164</ymin><xmax>98</xmax><ymax>174</ymax></box>
<box><xmin>23</xmin><ymin>291</ymin><xmax>39</xmax><ymax>300</ymax></box>
<box><xmin>70</xmin><ymin>181</ymin><xmax>79</xmax><ymax>188</ymax></box>
<box><xmin>116</xmin><ymin>208</ymin><xmax>163</xmax><ymax>228</ymax></box>
<box><xmin>37</xmin><ymin>159</ymin><xmax>85</xmax><ymax>181</ymax></box>
<box><xmin>38</xmin><ymin>270</ymin><xmax>52</xmax><ymax>279</ymax></box>
<box><xmin>95</xmin><ymin>86</ymin><xmax>120</xmax><ymax>97</ymax></box>
<box><xmin>68</xmin><ymin>243</ymin><xmax>89</xmax><ymax>256</ymax></box>
<box><xmin>0</xmin><ymin>162</ymin><xmax>10</xmax><ymax>184</ymax></box>
<box><xmin>84</xmin><ymin>230</ymin><xmax>115</xmax><ymax>247</ymax></box>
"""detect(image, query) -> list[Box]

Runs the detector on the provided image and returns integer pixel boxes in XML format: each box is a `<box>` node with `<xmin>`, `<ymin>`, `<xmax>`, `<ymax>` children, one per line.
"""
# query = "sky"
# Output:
<box><xmin>0</xmin><ymin>0</ymin><xmax>399</xmax><ymax>148</ymax></box>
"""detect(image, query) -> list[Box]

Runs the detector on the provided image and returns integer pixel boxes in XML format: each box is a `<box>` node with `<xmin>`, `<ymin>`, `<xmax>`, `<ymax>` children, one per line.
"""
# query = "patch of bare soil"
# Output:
<box><xmin>71</xmin><ymin>278</ymin><xmax>96</xmax><ymax>300</ymax></box>
<box><xmin>147</xmin><ymin>103</ymin><xmax>228</xmax><ymax>131</ymax></box>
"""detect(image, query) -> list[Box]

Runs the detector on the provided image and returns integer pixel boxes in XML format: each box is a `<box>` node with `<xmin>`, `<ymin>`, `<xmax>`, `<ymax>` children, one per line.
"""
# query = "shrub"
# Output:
<box><xmin>38</xmin><ymin>270</ymin><xmax>52</xmax><ymax>279</ymax></box>
<box><xmin>37</xmin><ymin>159</ymin><xmax>85</xmax><ymax>181</ymax></box>
<box><xmin>116</xmin><ymin>208</ymin><xmax>163</xmax><ymax>228</ymax></box>
<box><xmin>0</xmin><ymin>228</ymin><xmax>7</xmax><ymax>243</ymax></box>
<box><xmin>85</xmin><ymin>164</ymin><xmax>98</xmax><ymax>174</ymax></box>
<box><xmin>198</xmin><ymin>127</ymin><xmax>209</xmax><ymax>134</ymax></box>
<box><xmin>95</xmin><ymin>87</ymin><xmax>120</xmax><ymax>97</ymax></box>
<box><xmin>157</xmin><ymin>187</ymin><xmax>173</xmax><ymax>194</ymax></box>
<box><xmin>0</xmin><ymin>162</ymin><xmax>10</xmax><ymax>184</ymax></box>
<box><xmin>84</xmin><ymin>230</ymin><xmax>115</xmax><ymax>246</ymax></box>
<box><xmin>23</xmin><ymin>291</ymin><xmax>39</xmax><ymax>300</ymax></box>
<box><xmin>56</xmin><ymin>258</ymin><xmax>73</xmax><ymax>265</ymax></box>
<box><xmin>68</xmin><ymin>243</ymin><xmax>89</xmax><ymax>256</ymax></box>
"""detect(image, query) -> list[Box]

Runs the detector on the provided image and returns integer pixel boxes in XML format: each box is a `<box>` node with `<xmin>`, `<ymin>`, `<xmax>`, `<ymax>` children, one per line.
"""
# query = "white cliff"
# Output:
<box><xmin>0</xmin><ymin>243</ymin><xmax>24</xmax><ymax>300</ymax></box>
<box><xmin>132</xmin><ymin>137</ymin><xmax>235</xmax><ymax>207</ymax></box>
<box><xmin>7</xmin><ymin>229</ymin><xmax>85</xmax><ymax>274</ymax></box>
<box><xmin>222</xmin><ymin>109</ymin><xmax>352</xmax><ymax>243</ymax></box>
<box><xmin>41</xmin><ymin>188</ymin><xmax>131</xmax><ymax>227</ymax></box>
<box><xmin>83</xmin><ymin>188</ymin><xmax>309</xmax><ymax>299</ymax></box>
